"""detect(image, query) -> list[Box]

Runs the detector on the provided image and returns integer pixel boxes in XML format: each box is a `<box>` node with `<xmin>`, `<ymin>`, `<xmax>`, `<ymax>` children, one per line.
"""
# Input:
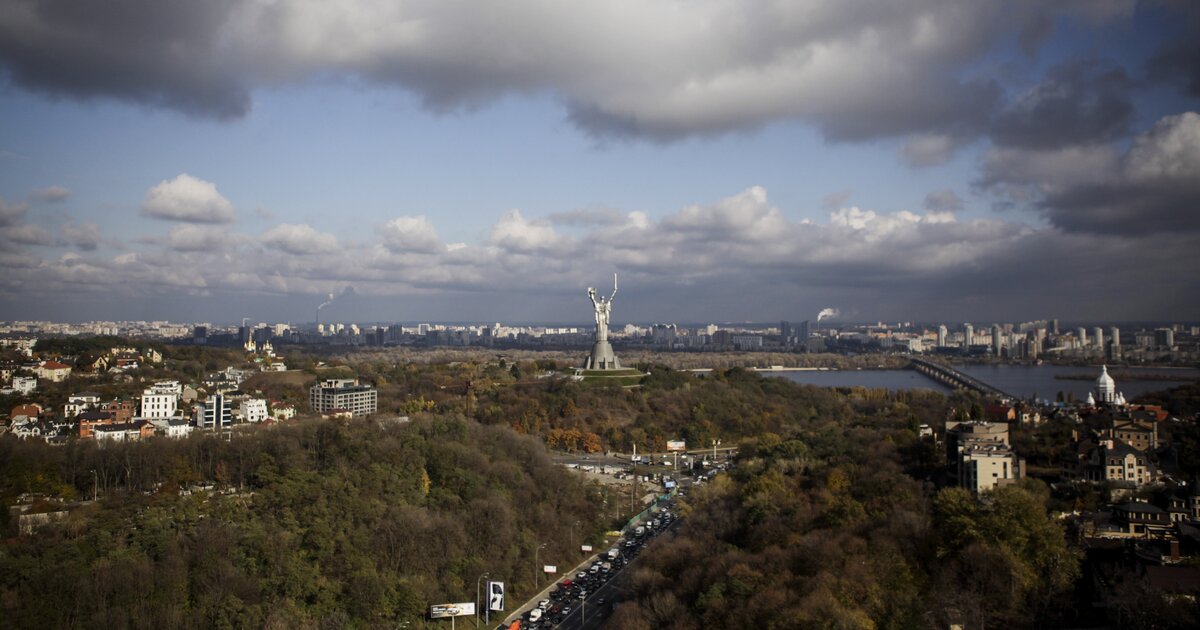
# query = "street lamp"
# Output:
<box><xmin>534</xmin><ymin>543</ymin><xmax>547</xmax><ymax>589</ymax></box>
<box><xmin>712</xmin><ymin>438</ymin><xmax>721</xmax><ymax>463</ymax></box>
<box><xmin>475</xmin><ymin>572</ymin><xmax>489</xmax><ymax>628</ymax></box>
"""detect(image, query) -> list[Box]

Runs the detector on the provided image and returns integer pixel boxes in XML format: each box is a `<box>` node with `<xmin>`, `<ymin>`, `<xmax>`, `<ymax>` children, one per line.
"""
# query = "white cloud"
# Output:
<box><xmin>61</xmin><ymin>222</ymin><xmax>103</xmax><ymax>251</ymax></box>
<box><xmin>141</xmin><ymin>173</ymin><xmax>236</xmax><ymax>223</ymax></box>
<box><xmin>547</xmin><ymin>207</ymin><xmax>627</xmax><ymax>226</ymax></box>
<box><xmin>166</xmin><ymin>225</ymin><xmax>232</xmax><ymax>252</ymax></box>
<box><xmin>381</xmin><ymin>215</ymin><xmax>442</xmax><ymax>253</ymax></box>
<box><xmin>2</xmin><ymin>183</ymin><xmax>1197</xmax><ymax>320</ymax></box>
<box><xmin>0</xmin><ymin>197</ymin><xmax>29</xmax><ymax>225</ymax></box>
<box><xmin>901</xmin><ymin>134</ymin><xmax>964</xmax><ymax>167</ymax></box>
<box><xmin>5</xmin><ymin>224</ymin><xmax>55</xmax><ymax>246</ymax></box>
<box><xmin>488</xmin><ymin>209</ymin><xmax>564</xmax><ymax>253</ymax></box>
<box><xmin>30</xmin><ymin>185</ymin><xmax>71</xmax><ymax>203</ymax></box>
<box><xmin>1124</xmin><ymin>111</ymin><xmax>1200</xmax><ymax>181</ymax></box>
<box><xmin>261</xmin><ymin>223</ymin><xmax>339</xmax><ymax>255</ymax></box>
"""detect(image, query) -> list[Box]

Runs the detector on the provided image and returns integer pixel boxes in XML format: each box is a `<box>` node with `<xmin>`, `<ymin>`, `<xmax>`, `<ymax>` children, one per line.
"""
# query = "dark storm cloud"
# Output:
<box><xmin>1146</xmin><ymin>0</ymin><xmax>1200</xmax><ymax>98</ymax></box>
<box><xmin>990</xmin><ymin>61</ymin><xmax>1134</xmax><ymax>149</ymax></box>
<box><xmin>1149</xmin><ymin>40</ymin><xmax>1200</xmax><ymax>99</ymax></box>
<box><xmin>980</xmin><ymin>111</ymin><xmax>1200</xmax><ymax>235</ymax></box>
<box><xmin>0</xmin><ymin>0</ymin><xmax>1145</xmax><ymax>143</ymax></box>
<box><xmin>0</xmin><ymin>0</ymin><xmax>249</xmax><ymax>118</ymax></box>
<box><xmin>1040</xmin><ymin>181</ymin><xmax>1200</xmax><ymax>235</ymax></box>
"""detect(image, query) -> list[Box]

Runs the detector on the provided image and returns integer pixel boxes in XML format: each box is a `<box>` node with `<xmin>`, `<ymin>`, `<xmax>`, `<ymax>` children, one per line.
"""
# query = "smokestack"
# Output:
<box><xmin>316</xmin><ymin>292</ymin><xmax>334</xmax><ymax>326</ymax></box>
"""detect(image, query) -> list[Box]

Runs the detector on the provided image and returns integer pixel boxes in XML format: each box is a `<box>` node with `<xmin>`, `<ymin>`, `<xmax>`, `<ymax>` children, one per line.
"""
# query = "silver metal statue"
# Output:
<box><xmin>583</xmin><ymin>273</ymin><xmax>621</xmax><ymax>370</ymax></box>
<box><xmin>587</xmin><ymin>273</ymin><xmax>617</xmax><ymax>342</ymax></box>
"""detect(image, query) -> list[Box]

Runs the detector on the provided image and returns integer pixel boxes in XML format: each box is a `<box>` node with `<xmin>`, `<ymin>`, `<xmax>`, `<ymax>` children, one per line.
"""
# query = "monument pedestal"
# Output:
<box><xmin>584</xmin><ymin>340</ymin><xmax>621</xmax><ymax>370</ymax></box>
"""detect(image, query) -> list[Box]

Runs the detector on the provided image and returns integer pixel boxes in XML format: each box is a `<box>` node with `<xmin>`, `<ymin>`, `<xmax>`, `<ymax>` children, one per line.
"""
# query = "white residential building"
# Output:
<box><xmin>12</xmin><ymin>376</ymin><xmax>36</xmax><ymax>395</ymax></box>
<box><xmin>148</xmin><ymin>380</ymin><xmax>182</xmax><ymax>396</ymax></box>
<box><xmin>140</xmin><ymin>390</ymin><xmax>178</xmax><ymax>418</ymax></box>
<box><xmin>272</xmin><ymin>403</ymin><xmax>296</xmax><ymax>420</ymax></box>
<box><xmin>309</xmin><ymin>379</ymin><xmax>377</xmax><ymax>417</ymax></box>
<box><xmin>63</xmin><ymin>393</ymin><xmax>102</xmax><ymax>418</ymax></box>
<box><xmin>240</xmin><ymin>398</ymin><xmax>269</xmax><ymax>423</ymax></box>
<box><xmin>960</xmin><ymin>443</ymin><xmax>1022</xmax><ymax>495</ymax></box>
<box><xmin>149</xmin><ymin>417</ymin><xmax>193</xmax><ymax>439</ymax></box>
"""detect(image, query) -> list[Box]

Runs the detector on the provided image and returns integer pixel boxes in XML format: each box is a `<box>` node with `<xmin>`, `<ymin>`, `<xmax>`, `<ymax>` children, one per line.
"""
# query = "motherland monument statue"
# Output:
<box><xmin>583</xmin><ymin>273</ymin><xmax>621</xmax><ymax>370</ymax></box>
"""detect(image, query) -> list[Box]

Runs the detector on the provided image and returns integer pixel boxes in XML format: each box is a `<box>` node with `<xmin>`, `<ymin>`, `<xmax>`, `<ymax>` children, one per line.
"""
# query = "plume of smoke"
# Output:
<box><xmin>317</xmin><ymin>293</ymin><xmax>335</xmax><ymax>310</ymax></box>
<box><xmin>817</xmin><ymin>307</ymin><xmax>839</xmax><ymax>322</ymax></box>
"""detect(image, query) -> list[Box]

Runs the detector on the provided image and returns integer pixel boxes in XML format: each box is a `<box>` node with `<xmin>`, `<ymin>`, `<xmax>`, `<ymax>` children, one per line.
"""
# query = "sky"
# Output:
<box><xmin>1</xmin><ymin>0</ymin><xmax>1199</xmax><ymax>326</ymax></box>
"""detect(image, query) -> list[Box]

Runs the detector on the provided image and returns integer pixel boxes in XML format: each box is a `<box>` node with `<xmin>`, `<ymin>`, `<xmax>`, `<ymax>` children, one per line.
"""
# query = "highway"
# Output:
<box><xmin>501</xmin><ymin>473</ymin><xmax>704</xmax><ymax>630</ymax></box>
<box><xmin>553</xmin><ymin>516</ymin><xmax>684</xmax><ymax>630</ymax></box>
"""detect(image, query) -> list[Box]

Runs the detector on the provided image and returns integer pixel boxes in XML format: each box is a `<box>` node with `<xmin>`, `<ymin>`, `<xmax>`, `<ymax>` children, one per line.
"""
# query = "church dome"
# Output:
<box><xmin>1097</xmin><ymin>365</ymin><xmax>1115</xmax><ymax>388</ymax></box>
<box><xmin>1096</xmin><ymin>365</ymin><xmax>1116</xmax><ymax>403</ymax></box>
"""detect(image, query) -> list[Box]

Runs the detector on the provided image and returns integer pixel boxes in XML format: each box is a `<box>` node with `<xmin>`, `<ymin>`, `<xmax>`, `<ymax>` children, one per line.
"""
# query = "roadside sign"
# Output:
<box><xmin>581</xmin><ymin>545</ymin><xmax>593</xmax><ymax>552</ymax></box>
<box><xmin>429</xmin><ymin>603</ymin><xmax>475</xmax><ymax>619</ymax></box>
<box><xmin>542</xmin><ymin>565</ymin><xmax>557</xmax><ymax>573</ymax></box>
<box><xmin>488</xmin><ymin>582</ymin><xmax>505</xmax><ymax>611</ymax></box>
<box><xmin>666</xmin><ymin>440</ymin><xmax>686</xmax><ymax>451</ymax></box>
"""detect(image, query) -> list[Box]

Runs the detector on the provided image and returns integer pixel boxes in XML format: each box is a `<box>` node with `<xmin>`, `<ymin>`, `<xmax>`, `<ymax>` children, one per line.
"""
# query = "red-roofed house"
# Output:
<box><xmin>10</xmin><ymin>403</ymin><xmax>43</xmax><ymax>419</ymax></box>
<box><xmin>985</xmin><ymin>404</ymin><xmax>1017</xmax><ymax>423</ymax></box>
<box><xmin>35</xmin><ymin>361</ymin><xmax>72</xmax><ymax>382</ymax></box>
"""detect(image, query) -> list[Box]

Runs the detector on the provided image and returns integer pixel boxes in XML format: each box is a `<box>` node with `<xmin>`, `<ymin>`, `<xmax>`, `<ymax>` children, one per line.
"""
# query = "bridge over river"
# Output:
<box><xmin>909</xmin><ymin>358</ymin><xmax>1015</xmax><ymax>400</ymax></box>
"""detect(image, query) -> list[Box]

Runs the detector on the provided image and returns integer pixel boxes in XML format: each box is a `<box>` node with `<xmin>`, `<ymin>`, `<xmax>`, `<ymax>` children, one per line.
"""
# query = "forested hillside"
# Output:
<box><xmin>1</xmin><ymin>366</ymin><xmax>1088</xmax><ymax>629</ymax></box>
<box><xmin>0</xmin><ymin>418</ymin><xmax>605</xmax><ymax>628</ymax></box>
<box><xmin>607</xmin><ymin>409</ymin><xmax>1081</xmax><ymax>629</ymax></box>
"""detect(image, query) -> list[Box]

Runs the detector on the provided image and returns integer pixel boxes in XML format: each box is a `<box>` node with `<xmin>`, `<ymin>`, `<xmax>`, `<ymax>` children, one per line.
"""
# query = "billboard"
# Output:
<box><xmin>429</xmin><ymin>603</ymin><xmax>475</xmax><ymax>619</ymax></box>
<box><xmin>543</xmin><ymin>565</ymin><xmax>557</xmax><ymax>573</ymax></box>
<box><xmin>581</xmin><ymin>545</ymin><xmax>593</xmax><ymax>552</ymax></box>
<box><xmin>487</xmin><ymin>582</ymin><xmax>505</xmax><ymax>612</ymax></box>
<box><xmin>666</xmin><ymin>440</ymin><xmax>686</xmax><ymax>452</ymax></box>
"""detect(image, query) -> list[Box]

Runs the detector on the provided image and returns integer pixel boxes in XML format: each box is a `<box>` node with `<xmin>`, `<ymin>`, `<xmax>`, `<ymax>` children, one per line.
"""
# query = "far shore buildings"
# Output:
<box><xmin>309</xmin><ymin>379</ymin><xmax>377</xmax><ymax>417</ymax></box>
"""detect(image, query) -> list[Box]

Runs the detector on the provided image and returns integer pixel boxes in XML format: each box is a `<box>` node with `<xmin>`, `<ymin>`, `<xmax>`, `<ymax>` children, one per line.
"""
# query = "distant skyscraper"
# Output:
<box><xmin>1026</xmin><ymin>332</ymin><xmax>1041</xmax><ymax>359</ymax></box>
<box><xmin>1155</xmin><ymin>328</ymin><xmax>1175</xmax><ymax>349</ymax></box>
<box><xmin>780</xmin><ymin>321</ymin><xmax>792</xmax><ymax>344</ymax></box>
<box><xmin>963</xmin><ymin>323</ymin><xmax>974</xmax><ymax>349</ymax></box>
<box><xmin>991</xmin><ymin>325</ymin><xmax>1002</xmax><ymax>356</ymax></box>
<box><xmin>937</xmin><ymin>324</ymin><xmax>947</xmax><ymax>347</ymax></box>
<box><xmin>1093</xmin><ymin>327</ymin><xmax>1104</xmax><ymax>350</ymax></box>
<box><xmin>1051</xmin><ymin>319</ymin><xmax>1060</xmax><ymax>335</ymax></box>
<box><xmin>1076</xmin><ymin>327</ymin><xmax>1087</xmax><ymax>348</ymax></box>
<box><xmin>1109</xmin><ymin>326</ymin><xmax>1120</xmax><ymax>348</ymax></box>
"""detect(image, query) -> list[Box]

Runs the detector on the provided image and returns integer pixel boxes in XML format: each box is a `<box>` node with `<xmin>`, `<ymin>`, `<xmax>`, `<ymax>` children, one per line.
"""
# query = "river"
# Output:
<box><xmin>765</xmin><ymin>364</ymin><xmax>1200</xmax><ymax>402</ymax></box>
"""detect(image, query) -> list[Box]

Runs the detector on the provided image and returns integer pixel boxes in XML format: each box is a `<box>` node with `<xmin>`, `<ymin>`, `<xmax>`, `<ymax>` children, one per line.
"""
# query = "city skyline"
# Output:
<box><xmin>2</xmin><ymin>2</ymin><xmax>1200</xmax><ymax>323</ymax></box>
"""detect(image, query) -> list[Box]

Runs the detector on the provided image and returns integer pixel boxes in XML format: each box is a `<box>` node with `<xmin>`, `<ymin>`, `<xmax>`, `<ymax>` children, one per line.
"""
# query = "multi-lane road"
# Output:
<box><xmin>553</xmin><ymin>515</ymin><xmax>685</xmax><ymax>630</ymax></box>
